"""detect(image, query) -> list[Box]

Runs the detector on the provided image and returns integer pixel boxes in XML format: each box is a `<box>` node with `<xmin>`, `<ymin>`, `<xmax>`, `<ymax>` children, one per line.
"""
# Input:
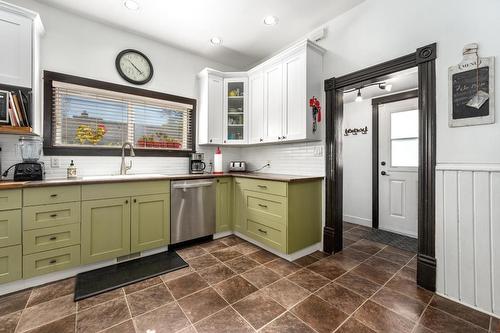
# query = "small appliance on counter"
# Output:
<box><xmin>2</xmin><ymin>136</ymin><xmax>45</xmax><ymax>181</ymax></box>
<box><xmin>189</xmin><ymin>152</ymin><xmax>206</xmax><ymax>174</ymax></box>
<box><xmin>229</xmin><ymin>161</ymin><xmax>247</xmax><ymax>172</ymax></box>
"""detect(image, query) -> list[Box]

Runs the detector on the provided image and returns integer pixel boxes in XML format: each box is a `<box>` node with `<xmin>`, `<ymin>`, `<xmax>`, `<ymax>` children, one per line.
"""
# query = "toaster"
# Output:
<box><xmin>229</xmin><ymin>161</ymin><xmax>246</xmax><ymax>172</ymax></box>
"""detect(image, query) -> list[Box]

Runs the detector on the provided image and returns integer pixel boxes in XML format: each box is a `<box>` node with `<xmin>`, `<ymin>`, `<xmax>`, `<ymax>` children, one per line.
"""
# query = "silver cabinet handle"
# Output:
<box><xmin>50</xmin><ymin>214</ymin><xmax>58</xmax><ymax>218</ymax></box>
<box><xmin>257</xmin><ymin>185</ymin><xmax>267</xmax><ymax>189</ymax></box>
<box><xmin>49</xmin><ymin>259</ymin><xmax>57</xmax><ymax>264</ymax></box>
<box><xmin>49</xmin><ymin>236</ymin><xmax>57</xmax><ymax>241</ymax></box>
<box><xmin>50</xmin><ymin>194</ymin><xmax>58</xmax><ymax>198</ymax></box>
<box><xmin>258</xmin><ymin>203</ymin><xmax>268</xmax><ymax>208</ymax></box>
<box><xmin>173</xmin><ymin>182</ymin><xmax>213</xmax><ymax>189</ymax></box>
<box><xmin>258</xmin><ymin>228</ymin><xmax>267</xmax><ymax>234</ymax></box>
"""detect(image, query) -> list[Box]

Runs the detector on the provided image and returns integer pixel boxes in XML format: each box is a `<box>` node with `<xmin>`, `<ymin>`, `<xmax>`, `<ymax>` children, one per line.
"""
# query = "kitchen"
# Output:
<box><xmin>1</xmin><ymin>0</ymin><xmax>500</xmax><ymax>332</ymax></box>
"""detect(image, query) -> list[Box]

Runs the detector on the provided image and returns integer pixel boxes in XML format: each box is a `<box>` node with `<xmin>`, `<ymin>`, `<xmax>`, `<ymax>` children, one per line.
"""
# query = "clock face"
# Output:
<box><xmin>116</xmin><ymin>49</ymin><xmax>153</xmax><ymax>85</ymax></box>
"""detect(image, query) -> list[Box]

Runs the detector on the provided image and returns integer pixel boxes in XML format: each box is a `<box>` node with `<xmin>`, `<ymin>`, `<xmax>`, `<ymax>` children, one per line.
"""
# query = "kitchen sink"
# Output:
<box><xmin>81</xmin><ymin>173</ymin><xmax>165</xmax><ymax>181</ymax></box>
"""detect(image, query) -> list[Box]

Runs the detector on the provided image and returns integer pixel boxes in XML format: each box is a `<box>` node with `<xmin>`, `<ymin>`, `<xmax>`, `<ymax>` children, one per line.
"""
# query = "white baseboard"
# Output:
<box><xmin>343</xmin><ymin>214</ymin><xmax>372</xmax><ymax>227</ymax></box>
<box><xmin>0</xmin><ymin>246</ymin><xmax>168</xmax><ymax>297</ymax></box>
<box><xmin>234</xmin><ymin>231</ymin><xmax>320</xmax><ymax>261</ymax></box>
<box><xmin>213</xmin><ymin>231</ymin><xmax>232</xmax><ymax>239</ymax></box>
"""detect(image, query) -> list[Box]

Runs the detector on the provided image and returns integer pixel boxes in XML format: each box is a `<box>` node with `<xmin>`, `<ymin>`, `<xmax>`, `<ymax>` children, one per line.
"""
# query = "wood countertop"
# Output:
<box><xmin>0</xmin><ymin>173</ymin><xmax>324</xmax><ymax>189</ymax></box>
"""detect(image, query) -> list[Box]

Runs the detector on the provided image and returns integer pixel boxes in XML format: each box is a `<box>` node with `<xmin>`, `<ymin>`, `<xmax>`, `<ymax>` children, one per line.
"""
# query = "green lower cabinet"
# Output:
<box><xmin>23</xmin><ymin>245</ymin><xmax>80</xmax><ymax>278</ymax></box>
<box><xmin>233</xmin><ymin>180</ymin><xmax>245</xmax><ymax>233</ymax></box>
<box><xmin>81</xmin><ymin>198</ymin><xmax>131</xmax><ymax>264</ymax></box>
<box><xmin>0</xmin><ymin>245</ymin><xmax>22</xmax><ymax>284</ymax></box>
<box><xmin>131</xmin><ymin>194</ymin><xmax>170</xmax><ymax>253</ymax></box>
<box><xmin>0</xmin><ymin>210</ymin><xmax>22</xmax><ymax>248</ymax></box>
<box><xmin>216</xmin><ymin>178</ymin><xmax>232</xmax><ymax>233</ymax></box>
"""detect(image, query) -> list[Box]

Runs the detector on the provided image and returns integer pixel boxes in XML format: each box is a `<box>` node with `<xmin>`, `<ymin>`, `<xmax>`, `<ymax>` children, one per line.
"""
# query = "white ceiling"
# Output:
<box><xmin>35</xmin><ymin>0</ymin><xmax>364</xmax><ymax>69</ymax></box>
<box><xmin>343</xmin><ymin>68</ymin><xmax>419</xmax><ymax>104</ymax></box>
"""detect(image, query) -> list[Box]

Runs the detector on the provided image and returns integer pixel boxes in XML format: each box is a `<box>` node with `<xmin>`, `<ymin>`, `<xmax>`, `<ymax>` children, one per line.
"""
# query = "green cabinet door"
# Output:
<box><xmin>81</xmin><ymin>198</ymin><xmax>131</xmax><ymax>264</ymax></box>
<box><xmin>0</xmin><ymin>245</ymin><xmax>22</xmax><ymax>284</ymax></box>
<box><xmin>131</xmin><ymin>193</ymin><xmax>170</xmax><ymax>253</ymax></box>
<box><xmin>216</xmin><ymin>178</ymin><xmax>232</xmax><ymax>232</ymax></box>
<box><xmin>233</xmin><ymin>179</ymin><xmax>245</xmax><ymax>233</ymax></box>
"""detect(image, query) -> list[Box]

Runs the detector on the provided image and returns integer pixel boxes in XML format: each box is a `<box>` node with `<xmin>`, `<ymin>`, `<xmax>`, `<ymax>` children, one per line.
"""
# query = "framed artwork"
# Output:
<box><xmin>0</xmin><ymin>90</ymin><xmax>9</xmax><ymax>124</ymax></box>
<box><xmin>449</xmin><ymin>43</ymin><xmax>495</xmax><ymax>127</ymax></box>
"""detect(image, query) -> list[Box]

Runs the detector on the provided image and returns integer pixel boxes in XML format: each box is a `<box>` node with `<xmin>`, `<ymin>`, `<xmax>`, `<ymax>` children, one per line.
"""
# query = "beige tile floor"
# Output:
<box><xmin>0</xmin><ymin>224</ymin><xmax>498</xmax><ymax>333</ymax></box>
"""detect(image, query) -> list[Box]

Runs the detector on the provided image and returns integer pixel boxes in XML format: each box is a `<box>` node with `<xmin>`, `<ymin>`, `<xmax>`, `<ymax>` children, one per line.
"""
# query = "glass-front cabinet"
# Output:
<box><xmin>223</xmin><ymin>78</ymin><xmax>248</xmax><ymax>144</ymax></box>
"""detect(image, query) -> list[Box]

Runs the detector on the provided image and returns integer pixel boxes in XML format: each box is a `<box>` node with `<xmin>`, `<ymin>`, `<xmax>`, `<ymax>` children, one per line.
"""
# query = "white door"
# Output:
<box><xmin>282</xmin><ymin>51</ymin><xmax>306</xmax><ymax>141</ymax></box>
<box><xmin>207</xmin><ymin>75</ymin><xmax>223</xmax><ymax>144</ymax></box>
<box><xmin>249</xmin><ymin>71</ymin><xmax>264</xmax><ymax>144</ymax></box>
<box><xmin>263</xmin><ymin>63</ymin><xmax>283</xmax><ymax>142</ymax></box>
<box><xmin>0</xmin><ymin>10</ymin><xmax>32</xmax><ymax>87</ymax></box>
<box><xmin>379</xmin><ymin>97</ymin><xmax>419</xmax><ymax>238</ymax></box>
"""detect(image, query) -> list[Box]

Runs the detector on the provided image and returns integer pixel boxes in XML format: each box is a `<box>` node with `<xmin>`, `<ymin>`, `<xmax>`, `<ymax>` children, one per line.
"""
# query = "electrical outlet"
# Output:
<box><xmin>50</xmin><ymin>157</ymin><xmax>60</xmax><ymax>168</ymax></box>
<box><xmin>314</xmin><ymin>146</ymin><xmax>323</xmax><ymax>157</ymax></box>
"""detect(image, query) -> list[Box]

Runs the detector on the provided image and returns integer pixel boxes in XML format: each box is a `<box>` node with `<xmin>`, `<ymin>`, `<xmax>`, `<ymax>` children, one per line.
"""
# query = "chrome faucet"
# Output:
<box><xmin>120</xmin><ymin>142</ymin><xmax>135</xmax><ymax>175</ymax></box>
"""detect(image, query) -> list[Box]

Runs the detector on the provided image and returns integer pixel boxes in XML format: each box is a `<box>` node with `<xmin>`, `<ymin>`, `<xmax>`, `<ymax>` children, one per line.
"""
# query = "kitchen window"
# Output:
<box><xmin>43</xmin><ymin>71</ymin><xmax>196</xmax><ymax>156</ymax></box>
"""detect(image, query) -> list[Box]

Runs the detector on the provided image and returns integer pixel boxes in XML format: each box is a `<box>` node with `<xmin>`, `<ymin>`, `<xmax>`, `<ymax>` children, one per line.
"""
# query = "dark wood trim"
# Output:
<box><xmin>42</xmin><ymin>71</ymin><xmax>196</xmax><ymax>157</ymax></box>
<box><xmin>371</xmin><ymin>89</ymin><xmax>419</xmax><ymax>229</ymax></box>
<box><xmin>323</xmin><ymin>43</ymin><xmax>437</xmax><ymax>292</ymax></box>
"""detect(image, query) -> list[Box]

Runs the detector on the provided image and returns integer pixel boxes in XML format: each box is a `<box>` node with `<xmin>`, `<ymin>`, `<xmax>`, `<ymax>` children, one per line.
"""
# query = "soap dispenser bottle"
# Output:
<box><xmin>67</xmin><ymin>160</ymin><xmax>77</xmax><ymax>179</ymax></box>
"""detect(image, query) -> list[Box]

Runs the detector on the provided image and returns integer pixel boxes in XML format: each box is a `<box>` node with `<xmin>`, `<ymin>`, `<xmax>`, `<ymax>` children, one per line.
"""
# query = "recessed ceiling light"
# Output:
<box><xmin>210</xmin><ymin>37</ymin><xmax>223</xmax><ymax>46</ymax></box>
<box><xmin>124</xmin><ymin>0</ymin><xmax>140</xmax><ymax>11</ymax></box>
<box><xmin>263</xmin><ymin>15</ymin><xmax>279</xmax><ymax>26</ymax></box>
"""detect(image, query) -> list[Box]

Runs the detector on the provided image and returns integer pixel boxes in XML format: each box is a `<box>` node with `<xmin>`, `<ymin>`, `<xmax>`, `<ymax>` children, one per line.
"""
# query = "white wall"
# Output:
<box><xmin>0</xmin><ymin>0</ymin><xmax>235</xmax><ymax>178</ymax></box>
<box><xmin>342</xmin><ymin>99</ymin><xmax>372</xmax><ymax>226</ymax></box>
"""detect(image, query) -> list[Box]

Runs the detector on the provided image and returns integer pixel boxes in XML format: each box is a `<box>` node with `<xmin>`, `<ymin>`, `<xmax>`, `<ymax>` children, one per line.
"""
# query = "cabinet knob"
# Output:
<box><xmin>224</xmin><ymin>140</ymin><xmax>227</xmax><ymax>143</ymax></box>
<box><xmin>278</xmin><ymin>136</ymin><xmax>281</xmax><ymax>140</ymax></box>
<box><xmin>282</xmin><ymin>136</ymin><xmax>286</xmax><ymax>139</ymax></box>
<box><xmin>209</xmin><ymin>139</ymin><xmax>213</xmax><ymax>143</ymax></box>
<box><xmin>125</xmin><ymin>200</ymin><xmax>129</xmax><ymax>204</ymax></box>
<box><xmin>260</xmin><ymin>138</ymin><xmax>263</xmax><ymax>142</ymax></box>
<box><xmin>133</xmin><ymin>199</ymin><xmax>137</xmax><ymax>203</ymax></box>
<box><xmin>217</xmin><ymin>179</ymin><xmax>220</xmax><ymax>183</ymax></box>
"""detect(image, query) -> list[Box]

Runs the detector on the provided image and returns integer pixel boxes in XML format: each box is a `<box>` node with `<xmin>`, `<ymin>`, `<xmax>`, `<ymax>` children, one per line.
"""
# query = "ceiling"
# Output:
<box><xmin>343</xmin><ymin>68</ymin><xmax>419</xmax><ymax>104</ymax></box>
<box><xmin>35</xmin><ymin>0</ymin><xmax>364</xmax><ymax>69</ymax></box>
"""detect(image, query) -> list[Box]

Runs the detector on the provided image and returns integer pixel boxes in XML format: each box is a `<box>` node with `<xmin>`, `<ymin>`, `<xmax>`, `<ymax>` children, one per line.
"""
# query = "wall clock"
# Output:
<box><xmin>115</xmin><ymin>49</ymin><xmax>154</xmax><ymax>85</ymax></box>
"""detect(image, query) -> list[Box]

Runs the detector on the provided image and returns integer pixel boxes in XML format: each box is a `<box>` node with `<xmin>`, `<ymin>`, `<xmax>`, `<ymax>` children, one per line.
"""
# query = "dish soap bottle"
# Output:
<box><xmin>213</xmin><ymin>147</ymin><xmax>223</xmax><ymax>174</ymax></box>
<box><xmin>67</xmin><ymin>160</ymin><xmax>77</xmax><ymax>179</ymax></box>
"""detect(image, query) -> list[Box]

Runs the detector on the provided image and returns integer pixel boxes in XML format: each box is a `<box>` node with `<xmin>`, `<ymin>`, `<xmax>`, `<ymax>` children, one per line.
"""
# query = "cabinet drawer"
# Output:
<box><xmin>246</xmin><ymin>219</ymin><xmax>285</xmax><ymax>252</ymax></box>
<box><xmin>23</xmin><ymin>202</ymin><xmax>81</xmax><ymax>230</ymax></box>
<box><xmin>0</xmin><ymin>189</ymin><xmax>22</xmax><ymax>210</ymax></box>
<box><xmin>0</xmin><ymin>245</ymin><xmax>22</xmax><ymax>284</ymax></box>
<box><xmin>0</xmin><ymin>210</ymin><xmax>21</xmax><ymax>247</ymax></box>
<box><xmin>235</xmin><ymin>178</ymin><xmax>287</xmax><ymax>197</ymax></box>
<box><xmin>23</xmin><ymin>245</ymin><xmax>80</xmax><ymax>278</ymax></box>
<box><xmin>82</xmin><ymin>181</ymin><xmax>170</xmax><ymax>200</ymax></box>
<box><xmin>23</xmin><ymin>186</ymin><xmax>81</xmax><ymax>206</ymax></box>
<box><xmin>245</xmin><ymin>192</ymin><xmax>286</xmax><ymax>224</ymax></box>
<box><xmin>23</xmin><ymin>224</ymin><xmax>81</xmax><ymax>255</ymax></box>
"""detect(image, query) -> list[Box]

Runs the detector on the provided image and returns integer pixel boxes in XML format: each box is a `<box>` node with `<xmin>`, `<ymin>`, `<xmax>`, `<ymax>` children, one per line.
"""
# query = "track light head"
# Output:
<box><xmin>355</xmin><ymin>89</ymin><xmax>363</xmax><ymax>102</ymax></box>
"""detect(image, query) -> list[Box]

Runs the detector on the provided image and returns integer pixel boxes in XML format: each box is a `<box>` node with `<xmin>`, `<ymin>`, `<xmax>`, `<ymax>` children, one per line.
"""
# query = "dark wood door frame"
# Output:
<box><xmin>371</xmin><ymin>89</ymin><xmax>419</xmax><ymax>230</ymax></box>
<box><xmin>323</xmin><ymin>43</ymin><xmax>437</xmax><ymax>291</ymax></box>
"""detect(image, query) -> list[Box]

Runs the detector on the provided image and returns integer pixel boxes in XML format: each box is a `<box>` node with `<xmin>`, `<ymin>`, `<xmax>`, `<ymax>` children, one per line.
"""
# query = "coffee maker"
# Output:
<box><xmin>2</xmin><ymin>136</ymin><xmax>45</xmax><ymax>181</ymax></box>
<box><xmin>189</xmin><ymin>153</ymin><xmax>206</xmax><ymax>174</ymax></box>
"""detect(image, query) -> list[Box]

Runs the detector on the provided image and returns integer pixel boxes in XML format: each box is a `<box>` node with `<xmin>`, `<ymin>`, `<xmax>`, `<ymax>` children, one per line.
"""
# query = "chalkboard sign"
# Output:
<box><xmin>448</xmin><ymin>45</ymin><xmax>495</xmax><ymax>127</ymax></box>
<box><xmin>452</xmin><ymin>67</ymin><xmax>489</xmax><ymax>119</ymax></box>
<box><xmin>0</xmin><ymin>90</ymin><xmax>8</xmax><ymax>123</ymax></box>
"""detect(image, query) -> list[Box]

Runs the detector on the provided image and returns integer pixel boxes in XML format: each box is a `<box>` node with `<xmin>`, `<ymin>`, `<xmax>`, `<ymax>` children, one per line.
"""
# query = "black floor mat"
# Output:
<box><xmin>362</xmin><ymin>228</ymin><xmax>418</xmax><ymax>253</ymax></box>
<box><xmin>74</xmin><ymin>251</ymin><xmax>187</xmax><ymax>301</ymax></box>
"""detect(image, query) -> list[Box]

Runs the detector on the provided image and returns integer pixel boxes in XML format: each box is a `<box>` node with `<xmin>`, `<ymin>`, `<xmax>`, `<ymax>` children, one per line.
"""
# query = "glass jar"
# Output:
<box><xmin>18</xmin><ymin>136</ymin><xmax>43</xmax><ymax>162</ymax></box>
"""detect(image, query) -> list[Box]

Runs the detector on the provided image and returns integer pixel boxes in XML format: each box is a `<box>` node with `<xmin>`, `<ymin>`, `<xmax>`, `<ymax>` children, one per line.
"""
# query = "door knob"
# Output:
<box><xmin>381</xmin><ymin>171</ymin><xmax>390</xmax><ymax>176</ymax></box>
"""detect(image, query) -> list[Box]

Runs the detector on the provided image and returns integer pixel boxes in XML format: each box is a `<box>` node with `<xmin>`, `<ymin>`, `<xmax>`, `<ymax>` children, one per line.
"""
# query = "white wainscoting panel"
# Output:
<box><xmin>436</xmin><ymin>164</ymin><xmax>500</xmax><ymax>316</ymax></box>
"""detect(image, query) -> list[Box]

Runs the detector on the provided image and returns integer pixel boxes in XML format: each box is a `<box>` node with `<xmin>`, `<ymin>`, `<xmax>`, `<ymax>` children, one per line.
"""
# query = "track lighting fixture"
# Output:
<box><xmin>379</xmin><ymin>83</ymin><xmax>392</xmax><ymax>92</ymax></box>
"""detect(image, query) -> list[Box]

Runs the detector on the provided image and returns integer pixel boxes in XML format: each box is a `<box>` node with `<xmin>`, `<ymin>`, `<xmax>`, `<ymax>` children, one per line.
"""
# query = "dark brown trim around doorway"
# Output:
<box><xmin>323</xmin><ymin>43</ymin><xmax>437</xmax><ymax>291</ymax></box>
<box><xmin>371</xmin><ymin>89</ymin><xmax>419</xmax><ymax>230</ymax></box>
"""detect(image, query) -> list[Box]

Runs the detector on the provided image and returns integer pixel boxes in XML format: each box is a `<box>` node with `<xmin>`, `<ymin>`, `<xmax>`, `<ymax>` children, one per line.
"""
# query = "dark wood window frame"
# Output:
<box><xmin>371</xmin><ymin>89</ymin><xmax>419</xmax><ymax>229</ymax></box>
<box><xmin>324</xmin><ymin>43</ymin><xmax>437</xmax><ymax>291</ymax></box>
<box><xmin>43</xmin><ymin>70</ymin><xmax>197</xmax><ymax>157</ymax></box>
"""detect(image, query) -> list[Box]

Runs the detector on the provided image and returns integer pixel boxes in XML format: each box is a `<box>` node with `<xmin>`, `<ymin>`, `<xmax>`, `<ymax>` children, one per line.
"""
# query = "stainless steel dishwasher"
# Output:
<box><xmin>171</xmin><ymin>179</ymin><xmax>216</xmax><ymax>244</ymax></box>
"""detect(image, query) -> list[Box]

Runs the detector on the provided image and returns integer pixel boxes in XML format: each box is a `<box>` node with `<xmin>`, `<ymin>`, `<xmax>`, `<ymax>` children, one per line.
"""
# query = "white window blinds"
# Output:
<box><xmin>51</xmin><ymin>81</ymin><xmax>193</xmax><ymax>151</ymax></box>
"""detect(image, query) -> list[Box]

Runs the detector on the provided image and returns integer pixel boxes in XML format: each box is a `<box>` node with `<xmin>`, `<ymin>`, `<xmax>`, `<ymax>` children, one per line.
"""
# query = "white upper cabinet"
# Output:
<box><xmin>0</xmin><ymin>10</ymin><xmax>32</xmax><ymax>88</ymax></box>
<box><xmin>263</xmin><ymin>62</ymin><xmax>283</xmax><ymax>143</ymax></box>
<box><xmin>248</xmin><ymin>71</ymin><xmax>264</xmax><ymax>144</ymax></box>
<box><xmin>198</xmin><ymin>71</ymin><xmax>224</xmax><ymax>144</ymax></box>
<box><xmin>223</xmin><ymin>77</ymin><xmax>248</xmax><ymax>144</ymax></box>
<box><xmin>198</xmin><ymin>39</ymin><xmax>324</xmax><ymax>146</ymax></box>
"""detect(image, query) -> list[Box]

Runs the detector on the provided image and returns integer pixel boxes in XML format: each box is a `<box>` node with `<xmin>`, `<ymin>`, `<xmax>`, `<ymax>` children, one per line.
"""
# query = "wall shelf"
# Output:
<box><xmin>0</xmin><ymin>126</ymin><xmax>33</xmax><ymax>135</ymax></box>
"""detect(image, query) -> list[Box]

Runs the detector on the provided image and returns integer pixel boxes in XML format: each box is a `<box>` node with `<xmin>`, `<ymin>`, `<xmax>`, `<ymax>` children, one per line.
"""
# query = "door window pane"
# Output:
<box><xmin>391</xmin><ymin>110</ymin><xmax>418</xmax><ymax>139</ymax></box>
<box><xmin>391</xmin><ymin>138</ymin><xmax>418</xmax><ymax>167</ymax></box>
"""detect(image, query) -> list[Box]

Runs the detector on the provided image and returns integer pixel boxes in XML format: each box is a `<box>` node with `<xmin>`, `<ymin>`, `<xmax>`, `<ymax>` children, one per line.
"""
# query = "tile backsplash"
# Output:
<box><xmin>0</xmin><ymin>134</ymin><xmax>324</xmax><ymax>179</ymax></box>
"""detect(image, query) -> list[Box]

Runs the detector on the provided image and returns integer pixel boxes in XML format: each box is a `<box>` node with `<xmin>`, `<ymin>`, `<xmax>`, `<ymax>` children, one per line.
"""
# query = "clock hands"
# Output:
<box><xmin>126</xmin><ymin>58</ymin><xmax>144</xmax><ymax>75</ymax></box>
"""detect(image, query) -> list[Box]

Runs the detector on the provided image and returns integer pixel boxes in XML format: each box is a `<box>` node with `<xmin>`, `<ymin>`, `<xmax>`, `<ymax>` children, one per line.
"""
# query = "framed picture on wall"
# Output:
<box><xmin>0</xmin><ymin>90</ymin><xmax>9</xmax><ymax>124</ymax></box>
<box><xmin>448</xmin><ymin>43</ymin><xmax>495</xmax><ymax>127</ymax></box>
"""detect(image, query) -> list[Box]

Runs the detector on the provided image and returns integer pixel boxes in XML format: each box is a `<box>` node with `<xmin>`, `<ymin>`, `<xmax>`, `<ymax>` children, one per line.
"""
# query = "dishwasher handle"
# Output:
<box><xmin>172</xmin><ymin>181</ymin><xmax>214</xmax><ymax>189</ymax></box>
